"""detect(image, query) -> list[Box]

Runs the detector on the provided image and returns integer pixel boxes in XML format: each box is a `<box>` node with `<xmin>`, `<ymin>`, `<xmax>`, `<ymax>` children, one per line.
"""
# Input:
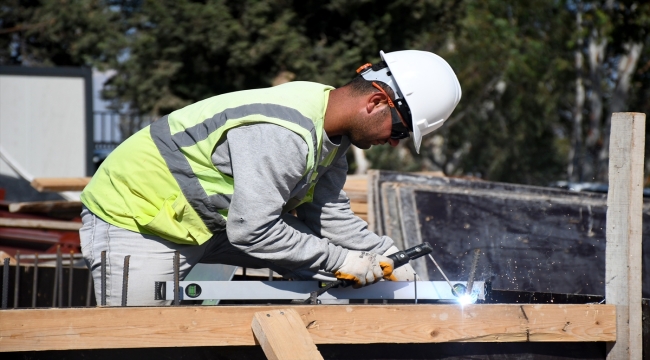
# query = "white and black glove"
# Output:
<box><xmin>334</xmin><ymin>251</ymin><xmax>395</xmax><ymax>288</ymax></box>
<box><xmin>383</xmin><ymin>246</ymin><xmax>420</xmax><ymax>281</ymax></box>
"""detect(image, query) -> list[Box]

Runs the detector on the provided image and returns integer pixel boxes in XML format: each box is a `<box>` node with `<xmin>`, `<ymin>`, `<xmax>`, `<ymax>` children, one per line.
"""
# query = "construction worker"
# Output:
<box><xmin>79</xmin><ymin>50</ymin><xmax>462</xmax><ymax>305</ymax></box>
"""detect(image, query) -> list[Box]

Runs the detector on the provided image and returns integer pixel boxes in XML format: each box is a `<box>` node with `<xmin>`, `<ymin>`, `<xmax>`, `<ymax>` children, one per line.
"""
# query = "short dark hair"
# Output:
<box><xmin>344</xmin><ymin>61</ymin><xmax>395</xmax><ymax>99</ymax></box>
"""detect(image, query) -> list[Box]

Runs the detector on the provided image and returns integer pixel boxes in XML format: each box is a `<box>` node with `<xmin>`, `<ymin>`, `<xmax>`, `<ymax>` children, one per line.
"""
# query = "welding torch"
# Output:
<box><xmin>305</xmin><ymin>242</ymin><xmax>433</xmax><ymax>304</ymax></box>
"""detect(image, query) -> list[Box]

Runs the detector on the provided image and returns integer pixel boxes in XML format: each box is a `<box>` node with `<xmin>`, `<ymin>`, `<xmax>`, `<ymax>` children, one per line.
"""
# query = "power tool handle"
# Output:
<box><xmin>388</xmin><ymin>242</ymin><xmax>433</xmax><ymax>268</ymax></box>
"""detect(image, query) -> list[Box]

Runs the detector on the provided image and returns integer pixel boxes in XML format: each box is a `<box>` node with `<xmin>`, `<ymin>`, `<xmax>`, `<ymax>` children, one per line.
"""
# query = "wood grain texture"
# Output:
<box><xmin>0</xmin><ymin>304</ymin><xmax>615</xmax><ymax>352</ymax></box>
<box><xmin>0</xmin><ymin>217</ymin><xmax>81</xmax><ymax>231</ymax></box>
<box><xmin>605</xmin><ymin>112</ymin><xmax>646</xmax><ymax>360</ymax></box>
<box><xmin>30</xmin><ymin>177</ymin><xmax>91</xmax><ymax>192</ymax></box>
<box><xmin>252</xmin><ymin>309</ymin><xmax>323</xmax><ymax>360</ymax></box>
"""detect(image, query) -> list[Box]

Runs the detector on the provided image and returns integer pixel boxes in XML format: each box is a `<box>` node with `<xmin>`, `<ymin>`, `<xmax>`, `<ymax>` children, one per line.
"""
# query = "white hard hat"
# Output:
<box><xmin>359</xmin><ymin>50</ymin><xmax>462</xmax><ymax>153</ymax></box>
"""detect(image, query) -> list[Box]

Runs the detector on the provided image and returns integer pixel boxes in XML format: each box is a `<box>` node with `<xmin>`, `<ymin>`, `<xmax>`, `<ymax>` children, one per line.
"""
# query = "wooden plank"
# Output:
<box><xmin>9</xmin><ymin>200</ymin><xmax>82</xmax><ymax>214</ymax></box>
<box><xmin>349</xmin><ymin>202</ymin><xmax>368</xmax><ymax>215</ymax></box>
<box><xmin>252</xmin><ymin>309</ymin><xmax>323</xmax><ymax>360</ymax></box>
<box><xmin>30</xmin><ymin>177</ymin><xmax>91</xmax><ymax>192</ymax></box>
<box><xmin>605</xmin><ymin>112</ymin><xmax>646</xmax><ymax>360</ymax></box>
<box><xmin>0</xmin><ymin>304</ymin><xmax>615</xmax><ymax>352</ymax></box>
<box><xmin>0</xmin><ymin>217</ymin><xmax>81</xmax><ymax>231</ymax></box>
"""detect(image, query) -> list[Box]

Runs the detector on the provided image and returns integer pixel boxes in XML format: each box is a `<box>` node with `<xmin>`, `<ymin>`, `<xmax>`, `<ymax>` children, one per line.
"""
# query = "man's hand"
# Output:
<box><xmin>383</xmin><ymin>246</ymin><xmax>420</xmax><ymax>282</ymax></box>
<box><xmin>334</xmin><ymin>251</ymin><xmax>395</xmax><ymax>288</ymax></box>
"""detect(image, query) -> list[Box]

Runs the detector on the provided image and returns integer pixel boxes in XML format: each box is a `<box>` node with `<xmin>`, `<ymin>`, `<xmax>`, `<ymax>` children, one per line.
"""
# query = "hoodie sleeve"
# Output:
<box><xmin>295</xmin><ymin>147</ymin><xmax>394</xmax><ymax>254</ymax></box>
<box><xmin>224</xmin><ymin>123</ymin><xmax>347</xmax><ymax>273</ymax></box>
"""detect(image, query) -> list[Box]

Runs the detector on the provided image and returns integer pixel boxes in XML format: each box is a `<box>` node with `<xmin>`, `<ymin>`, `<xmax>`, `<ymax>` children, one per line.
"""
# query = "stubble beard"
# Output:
<box><xmin>348</xmin><ymin>108</ymin><xmax>389</xmax><ymax>150</ymax></box>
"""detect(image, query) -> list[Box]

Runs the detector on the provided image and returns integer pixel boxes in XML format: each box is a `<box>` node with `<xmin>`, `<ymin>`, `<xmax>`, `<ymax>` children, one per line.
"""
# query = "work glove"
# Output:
<box><xmin>334</xmin><ymin>251</ymin><xmax>395</xmax><ymax>288</ymax></box>
<box><xmin>383</xmin><ymin>246</ymin><xmax>420</xmax><ymax>282</ymax></box>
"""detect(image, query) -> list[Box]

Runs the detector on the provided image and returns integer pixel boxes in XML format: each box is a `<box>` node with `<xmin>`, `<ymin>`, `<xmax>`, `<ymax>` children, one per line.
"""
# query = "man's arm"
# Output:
<box><xmin>295</xmin><ymin>150</ymin><xmax>394</xmax><ymax>254</ymax></box>
<box><xmin>224</xmin><ymin>124</ymin><xmax>347</xmax><ymax>274</ymax></box>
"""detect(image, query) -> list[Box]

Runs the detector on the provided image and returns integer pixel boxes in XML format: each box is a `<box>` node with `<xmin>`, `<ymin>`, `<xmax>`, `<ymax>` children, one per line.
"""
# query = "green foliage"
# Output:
<box><xmin>2</xmin><ymin>0</ymin><xmax>650</xmax><ymax>186</ymax></box>
<box><xmin>99</xmin><ymin>0</ymin><xmax>459</xmax><ymax>115</ymax></box>
<box><xmin>0</xmin><ymin>0</ymin><xmax>123</xmax><ymax>66</ymax></box>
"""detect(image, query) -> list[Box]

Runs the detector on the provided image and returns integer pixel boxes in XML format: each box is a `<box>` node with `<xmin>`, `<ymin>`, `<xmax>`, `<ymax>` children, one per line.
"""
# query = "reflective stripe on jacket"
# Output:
<box><xmin>81</xmin><ymin>82</ymin><xmax>334</xmax><ymax>245</ymax></box>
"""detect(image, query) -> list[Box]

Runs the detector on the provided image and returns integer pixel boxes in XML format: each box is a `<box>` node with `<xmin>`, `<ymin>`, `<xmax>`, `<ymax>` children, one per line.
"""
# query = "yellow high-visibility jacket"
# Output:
<box><xmin>81</xmin><ymin>82</ymin><xmax>336</xmax><ymax>245</ymax></box>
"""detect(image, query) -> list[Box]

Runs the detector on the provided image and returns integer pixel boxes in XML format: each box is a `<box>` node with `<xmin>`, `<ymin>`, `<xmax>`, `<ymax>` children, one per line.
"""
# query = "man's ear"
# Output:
<box><xmin>366</xmin><ymin>92</ymin><xmax>390</xmax><ymax>114</ymax></box>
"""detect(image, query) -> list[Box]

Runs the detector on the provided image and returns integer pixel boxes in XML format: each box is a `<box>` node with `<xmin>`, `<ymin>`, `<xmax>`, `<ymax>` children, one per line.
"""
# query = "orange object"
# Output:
<box><xmin>356</xmin><ymin>63</ymin><xmax>372</xmax><ymax>74</ymax></box>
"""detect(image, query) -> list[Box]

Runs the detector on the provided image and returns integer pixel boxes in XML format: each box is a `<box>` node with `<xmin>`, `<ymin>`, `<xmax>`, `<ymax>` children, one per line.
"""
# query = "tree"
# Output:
<box><xmin>0</xmin><ymin>0</ymin><xmax>123</xmax><ymax>67</ymax></box>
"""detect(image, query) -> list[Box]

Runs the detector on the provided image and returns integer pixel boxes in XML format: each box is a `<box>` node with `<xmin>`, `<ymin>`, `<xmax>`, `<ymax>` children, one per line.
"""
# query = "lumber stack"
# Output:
<box><xmin>29</xmin><ymin>176</ymin><xmax>372</xmax><ymax>221</ymax></box>
<box><xmin>343</xmin><ymin>174</ymin><xmax>368</xmax><ymax>222</ymax></box>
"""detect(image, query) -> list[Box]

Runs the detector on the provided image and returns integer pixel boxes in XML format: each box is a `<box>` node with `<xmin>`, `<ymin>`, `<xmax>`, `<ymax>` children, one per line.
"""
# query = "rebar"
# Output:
<box><xmin>32</xmin><ymin>254</ymin><xmax>38</xmax><ymax>307</ymax></box>
<box><xmin>52</xmin><ymin>245</ymin><xmax>60</xmax><ymax>307</ymax></box>
<box><xmin>466</xmin><ymin>249</ymin><xmax>481</xmax><ymax>296</ymax></box>
<box><xmin>13</xmin><ymin>251</ymin><xmax>20</xmax><ymax>308</ymax></box>
<box><xmin>173</xmin><ymin>251</ymin><xmax>180</xmax><ymax>306</ymax></box>
<box><xmin>57</xmin><ymin>247</ymin><xmax>63</xmax><ymax>307</ymax></box>
<box><xmin>68</xmin><ymin>251</ymin><xmax>74</xmax><ymax>307</ymax></box>
<box><xmin>85</xmin><ymin>268</ymin><xmax>92</xmax><ymax>307</ymax></box>
<box><xmin>2</xmin><ymin>257</ymin><xmax>9</xmax><ymax>309</ymax></box>
<box><xmin>100</xmin><ymin>250</ymin><xmax>107</xmax><ymax>306</ymax></box>
<box><xmin>414</xmin><ymin>272</ymin><xmax>418</xmax><ymax>304</ymax></box>
<box><xmin>121</xmin><ymin>255</ymin><xmax>130</xmax><ymax>307</ymax></box>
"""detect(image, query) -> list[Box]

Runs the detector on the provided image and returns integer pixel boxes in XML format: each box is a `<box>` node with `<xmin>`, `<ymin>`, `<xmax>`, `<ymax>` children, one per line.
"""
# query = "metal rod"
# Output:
<box><xmin>100</xmin><ymin>250</ymin><xmax>107</xmax><ymax>306</ymax></box>
<box><xmin>121</xmin><ymin>255</ymin><xmax>130</xmax><ymax>307</ymax></box>
<box><xmin>2</xmin><ymin>258</ymin><xmax>9</xmax><ymax>309</ymax></box>
<box><xmin>52</xmin><ymin>245</ymin><xmax>60</xmax><ymax>307</ymax></box>
<box><xmin>268</xmin><ymin>269</ymin><xmax>273</xmax><ymax>281</ymax></box>
<box><xmin>13</xmin><ymin>251</ymin><xmax>20</xmax><ymax>308</ymax></box>
<box><xmin>11</xmin><ymin>253</ymin><xmax>83</xmax><ymax>261</ymax></box>
<box><xmin>68</xmin><ymin>251</ymin><xmax>74</xmax><ymax>307</ymax></box>
<box><xmin>32</xmin><ymin>254</ymin><xmax>38</xmax><ymax>307</ymax></box>
<box><xmin>173</xmin><ymin>251</ymin><xmax>180</xmax><ymax>306</ymax></box>
<box><xmin>427</xmin><ymin>253</ymin><xmax>460</xmax><ymax>297</ymax></box>
<box><xmin>242</xmin><ymin>267</ymin><xmax>246</xmax><ymax>280</ymax></box>
<box><xmin>414</xmin><ymin>272</ymin><xmax>418</xmax><ymax>304</ymax></box>
<box><xmin>85</xmin><ymin>267</ymin><xmax>92</xmax><ymax>307</ymax></box>
<box><xmin>57</xmin><ymin>247</ymin><xmax>63</xmax><ymax>307</ymax></box>
<box><xmin>466</xmin><ymin>249</ymin><xmax>481</xmax><ymax>296</ymax></box>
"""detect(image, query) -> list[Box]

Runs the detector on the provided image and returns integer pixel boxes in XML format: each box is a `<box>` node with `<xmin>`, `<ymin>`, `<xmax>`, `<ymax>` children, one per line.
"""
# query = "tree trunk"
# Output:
<box><xmin>585</xmin><ymin>29</ymin><xmax>606</xmax><ymax>182</ymax></box>
<box><xmin>568</xmin><ymin>6</ymin><xmax>584</xmax><ymax>182</ymax></box>
<box><xmin>598</xmin><ymin>41</ymin><xmax>644</xmax><ymax>182</ymax></box>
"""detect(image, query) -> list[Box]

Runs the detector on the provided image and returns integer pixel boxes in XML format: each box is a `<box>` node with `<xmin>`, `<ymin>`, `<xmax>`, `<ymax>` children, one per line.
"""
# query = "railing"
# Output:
<box><xmin>93</xmin><ymin>112</ymin><xmax>154</xmax><ymax>164</ymax></box>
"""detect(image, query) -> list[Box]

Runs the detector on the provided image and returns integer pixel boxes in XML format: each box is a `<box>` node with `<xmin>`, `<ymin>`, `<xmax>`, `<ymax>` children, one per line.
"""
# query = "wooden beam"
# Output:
<box><xmin>0</xmin><ymin>304</ymin><xmax>615</xmax><ymax>352</ymax></box>
<box><xmin>30</xmin><ymin>177</ymin><xmax>91</xmax><ymax>192</ymax></box>
<box><xmin>606</xmin><ymin>112</ymin><xmax>646</xmax><ymax>359</ymax></box>
<box><xmin>9</xmin><ymin>200</ymin><xmax>82</xmax><ymax>215</ymax></box>
<box><xmin>0</xmin><ymin>217</ymin><xmax>81</xmax><ymax>231</ymax></box>
<box><xmin>252</xmin><ymin>309</ymin><xmax>323</xmax><ymax>360</ymax></box>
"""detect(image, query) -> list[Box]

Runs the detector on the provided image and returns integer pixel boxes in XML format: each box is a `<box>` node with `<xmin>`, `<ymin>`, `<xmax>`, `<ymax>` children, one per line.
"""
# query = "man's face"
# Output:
<box><xmin>348</xmin><ymin>105</ymin><xmax>399</xmax><ymax>149</ymax></box>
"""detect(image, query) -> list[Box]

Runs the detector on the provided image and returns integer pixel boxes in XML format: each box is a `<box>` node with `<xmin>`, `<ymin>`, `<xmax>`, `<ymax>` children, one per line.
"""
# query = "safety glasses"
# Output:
<box><xmin>372</xmin><ymin>82</ymin><xmax>412</xmax><ymax>140</ymax></box>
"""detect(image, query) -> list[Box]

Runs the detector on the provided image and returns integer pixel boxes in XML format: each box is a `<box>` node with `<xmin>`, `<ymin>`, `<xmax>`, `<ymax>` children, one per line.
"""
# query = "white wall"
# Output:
<box><xmin>0</xmin><ymin>75</ymin><xmax>87</xmax><ymax>179</ymax></box>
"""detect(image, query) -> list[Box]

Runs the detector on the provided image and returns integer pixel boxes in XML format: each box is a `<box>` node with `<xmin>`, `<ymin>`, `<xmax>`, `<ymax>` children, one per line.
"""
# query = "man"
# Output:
<box><xmin>79</xmin><ymin>50</ymin><xmax>461</xmax><ymax>305</ymax></box>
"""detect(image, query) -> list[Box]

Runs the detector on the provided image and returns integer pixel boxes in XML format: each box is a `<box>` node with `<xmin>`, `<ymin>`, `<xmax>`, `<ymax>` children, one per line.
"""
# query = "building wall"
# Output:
<box><xmin>0</xmin><ymin>74</ymin><xmax>87</xmax><ymax>179</ymax></box>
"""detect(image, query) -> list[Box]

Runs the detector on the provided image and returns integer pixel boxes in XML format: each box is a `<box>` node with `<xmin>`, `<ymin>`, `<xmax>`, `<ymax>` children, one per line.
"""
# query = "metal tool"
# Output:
<box><xmin>154</xmin><ymin>280</ymin><xmax>485</xmax><ymax>301</ymax></box>
<box><xmin>427</xmin><ymin>253</ymin><xmax>462</xmax><ymax>297</ymax></box>
<box><xmin>305</xmin><ymin>242</ymin><xmax>434</xmax><ymax>304</ymax></box>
